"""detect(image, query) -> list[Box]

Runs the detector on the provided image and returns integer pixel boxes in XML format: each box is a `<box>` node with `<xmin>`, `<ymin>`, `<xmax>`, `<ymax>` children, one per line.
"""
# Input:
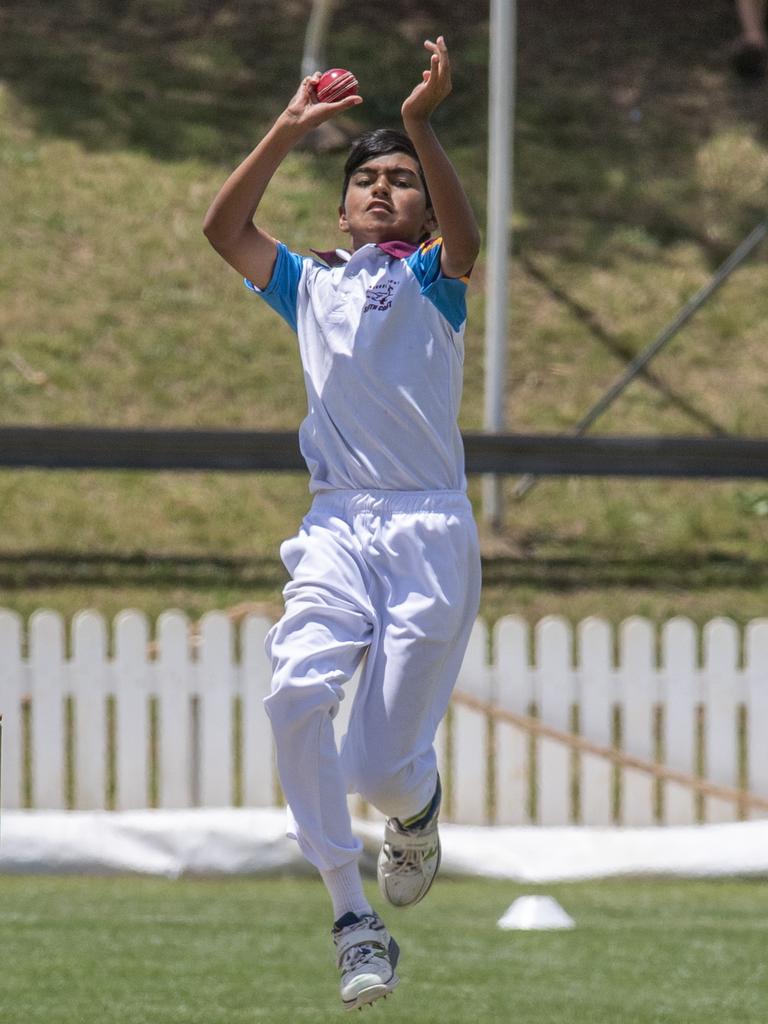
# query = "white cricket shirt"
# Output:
<box><xmin>245</xmin><ymin>238</ymin><xmax>469</xmax><ymax>493</ymax></box>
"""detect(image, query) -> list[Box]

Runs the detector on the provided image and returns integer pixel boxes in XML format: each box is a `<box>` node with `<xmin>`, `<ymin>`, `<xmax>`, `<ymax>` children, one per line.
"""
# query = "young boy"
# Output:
<box><xmin>203</xmin><ymin>36</ymin><xmax>481</xmax><ymax>1012</ymax></box>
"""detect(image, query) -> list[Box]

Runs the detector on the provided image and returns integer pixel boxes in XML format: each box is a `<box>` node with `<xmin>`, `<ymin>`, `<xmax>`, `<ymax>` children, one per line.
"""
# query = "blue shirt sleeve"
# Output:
<box><xmin>406</xmin><ymin>238</ymin><xmax>468</xmax><ymax>331</ymax></box>
<box><xmin>244</xmin><ymin>242</ymin><xmax>304</xmax><ymax>333</ymax></box>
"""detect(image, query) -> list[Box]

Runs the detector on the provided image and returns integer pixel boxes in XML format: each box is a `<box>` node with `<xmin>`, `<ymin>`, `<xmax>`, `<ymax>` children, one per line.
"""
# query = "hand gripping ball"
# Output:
<box><xmin>316</xmin><ymin>68</ymin><xmax>359</xmax><ymax>103</ymax></box>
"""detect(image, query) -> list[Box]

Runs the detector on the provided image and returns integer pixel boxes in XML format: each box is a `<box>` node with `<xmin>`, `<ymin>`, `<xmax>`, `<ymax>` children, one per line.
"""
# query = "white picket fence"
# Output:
<box><xmin>1</xmin><ymin>608</ymin><xmax>767</xmax><ymax>826</ymax></box>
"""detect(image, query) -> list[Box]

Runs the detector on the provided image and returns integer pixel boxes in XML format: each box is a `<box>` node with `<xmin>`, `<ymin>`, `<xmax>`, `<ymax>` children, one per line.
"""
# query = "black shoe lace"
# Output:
<box><xmin>387</xmin><ymin>845</ymin><xmax>426</xmax><ymax>871</ymax></box>
<box><xmin>340</xmin><ymin>942</ymin><xmax>386</xmax><ymax>973</ymax></box>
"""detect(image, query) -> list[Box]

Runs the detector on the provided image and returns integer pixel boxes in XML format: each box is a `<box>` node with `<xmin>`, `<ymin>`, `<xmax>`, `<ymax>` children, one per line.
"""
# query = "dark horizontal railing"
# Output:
<box><xmin>1</xmin><ymin>426</ymin><xmax>768</xmax><ymax>478</ymax></box>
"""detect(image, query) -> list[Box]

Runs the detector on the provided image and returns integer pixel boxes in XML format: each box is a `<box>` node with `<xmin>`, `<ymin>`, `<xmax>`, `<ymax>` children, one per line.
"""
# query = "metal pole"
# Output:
<box><xmin>301</xmin><ymin>0</ymin><xmax>337</xmax><ymax>78</ymax></box>
<box><xmin>482</xmin><ymin>0</ymin><xmax>516</xmax><ymax>529</ymax></box>
<box><xmin>514</xmin><ymin>216</ymin><xmax>768</xmax><ymax>499</ymax></box>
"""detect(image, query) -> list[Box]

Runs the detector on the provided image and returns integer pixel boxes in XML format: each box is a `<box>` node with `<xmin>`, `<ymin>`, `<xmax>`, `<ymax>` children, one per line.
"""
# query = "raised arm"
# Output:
<box><xmin>203</xmin><ymin>77</ymin><xmax>362</xmax><ymax>288</ymax></box>
<box><xmin>401</xmin><ymin>36</ymin><xmax>481</xmax><ymax>280</ymax></box>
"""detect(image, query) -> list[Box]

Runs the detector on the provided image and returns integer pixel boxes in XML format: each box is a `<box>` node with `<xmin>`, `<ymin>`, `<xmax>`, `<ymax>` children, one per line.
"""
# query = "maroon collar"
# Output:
<box><xmin>378</xmin><ymin>240</ymin><xmax>420</xmax><ymax>259</ymax></box>
<box><xmin>310</xmin><ymin>240</ymin><xmax>420</xmax><ymax>266</ymax></box>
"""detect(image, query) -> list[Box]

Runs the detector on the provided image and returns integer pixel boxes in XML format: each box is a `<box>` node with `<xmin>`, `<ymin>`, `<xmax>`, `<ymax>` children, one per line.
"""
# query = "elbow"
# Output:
<box><xmin>202</xmin><ymin>203</ymin><xmax>230</xmax><ymax>246</ymax></box>
<box><xmin>466</xmin><ymin>227</ymin><xmax>482</xmax><ymax>267</ymax></box>
<box><xmin>203</xmin><ymin>209</ymin><xmax>253</xmax><ymax>258</ymax></box>
<box><xmin>202</xmin><ymin>212</ymin><xmax>221</xmax><ymax>246</ymax></box>
<box><xmin>202</xmin><ymin>213</ymin><xmax>217</xmax><ymax>246</ymax></box>
<box><xmin>202</xmin><ymin>215</ymin><xmax>235</xmax><ymax>257</ymax></box>
<box><xmin>454</xmin><ymin>225</ymin><xmax>481</xmax><ymax>272</ymax></box>
<box><xmin>451</xmin><ymin>234</ymin><xmax>481</xmax><ymax>279</ymax></box>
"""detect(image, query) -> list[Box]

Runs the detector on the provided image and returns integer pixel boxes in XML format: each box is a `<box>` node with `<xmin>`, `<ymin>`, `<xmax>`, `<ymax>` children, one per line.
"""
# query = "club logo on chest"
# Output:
<box><xmin>362</xmin><ymin>279</ymin><xmax>398</xmax><ymax>314</ymax></box>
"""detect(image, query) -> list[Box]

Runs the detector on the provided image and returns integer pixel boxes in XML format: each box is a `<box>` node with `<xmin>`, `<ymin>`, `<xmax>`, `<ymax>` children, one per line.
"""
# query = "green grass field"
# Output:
<box><xmin>1</xmin><ymin>874</ymin><xmax>766</xmax><ymax>1023</ymax></box>
<box><xmin>3</xmin><ymin>0</ymin><xmax>768</xmax><ymax>627</ymax></box>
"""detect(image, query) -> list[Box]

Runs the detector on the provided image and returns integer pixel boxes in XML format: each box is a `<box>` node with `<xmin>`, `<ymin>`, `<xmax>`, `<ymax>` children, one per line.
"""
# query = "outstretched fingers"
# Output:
<box><xmin>424</xmin><ymin>36</ymin><xmax>450</xmax><ymax>73</ymax></box>
<box><xmin>421</xmin><ymin>36</ymin><xmax>451</xmax><ymax>94</ymax></box>
<box><xmin>401</xmin><ymin>33</ymin><xmax>452</xmax><ymax>120</ymax></box>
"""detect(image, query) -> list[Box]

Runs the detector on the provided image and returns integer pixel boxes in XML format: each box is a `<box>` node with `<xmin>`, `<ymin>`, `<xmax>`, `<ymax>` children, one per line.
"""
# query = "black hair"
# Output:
<box><xmin>341</xmin><ymin>128</ymin><xmax>432</xmax><ymax>209</ymax></box>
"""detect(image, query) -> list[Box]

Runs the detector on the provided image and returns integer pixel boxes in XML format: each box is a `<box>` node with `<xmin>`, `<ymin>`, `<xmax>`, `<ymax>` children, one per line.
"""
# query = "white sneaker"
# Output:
<box><xmin>377</xmin><ymin>780</ymin><xmax>441</xmax><ymax>908</ymax></box>
<box><xmin>331</xmin><ymin>911</ymin><xmax>400</xmax><ymax>1011</ymax></box>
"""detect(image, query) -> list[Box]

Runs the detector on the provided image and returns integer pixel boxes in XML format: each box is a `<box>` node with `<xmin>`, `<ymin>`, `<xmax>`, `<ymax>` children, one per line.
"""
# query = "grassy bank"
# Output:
<box><xmin>2</xmin><ymin>0</ymin><xmax>768</xmax><ymax>625</ymax></box>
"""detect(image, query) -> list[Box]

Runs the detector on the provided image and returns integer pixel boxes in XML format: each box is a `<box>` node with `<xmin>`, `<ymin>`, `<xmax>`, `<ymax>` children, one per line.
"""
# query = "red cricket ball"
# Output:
<box><xmin>316</xmin><ymin>68</ymin><xmax>359</xmax><ymax>103</ymax></box>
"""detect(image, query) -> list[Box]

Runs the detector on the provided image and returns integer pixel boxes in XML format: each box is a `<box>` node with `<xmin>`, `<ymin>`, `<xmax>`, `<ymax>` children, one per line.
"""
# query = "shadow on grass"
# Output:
<box><xmin>2</xmin><ymin>0</ymin><xmax>764</xmax><ymax>260</ymax></box>
<box><xmin>511</xmin><ymin>0</ymin><xmax>768</xmax><ymax>267</ymax></box>
<box><xmin>0</xmin><ymin>0</ymin><xmax>488</xmax><ymax>162</ymax></box>
<box><xmin>0</xmin><ymin>548</ymin><xmax>766</xmax><ymax>593</ymax></box>
<box><xmin>0</xmin><ymin>550</ymin><xmax>288</xmax><ymax>590</ymax></box>
<box><xmin>481</xmin><ymin>549</ymin><xmax>768</xmax><ymax>591</ymax></box>
<box><xmin>0</xmin><ymin>0</ymin><xmax>299</xmax><ymax>161</ymax></box>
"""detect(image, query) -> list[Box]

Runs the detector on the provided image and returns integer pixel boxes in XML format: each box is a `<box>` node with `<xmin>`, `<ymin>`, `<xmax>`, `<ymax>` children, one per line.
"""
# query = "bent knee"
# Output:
<box><xmin>344</xmin><ymin>756</ymin><xmax>419</xmax><ymax>815</ymax></box>
<box><xmin>264</xmin><ymin>677</ymin><xmax>340</xmax><ymax>735</ymax></box>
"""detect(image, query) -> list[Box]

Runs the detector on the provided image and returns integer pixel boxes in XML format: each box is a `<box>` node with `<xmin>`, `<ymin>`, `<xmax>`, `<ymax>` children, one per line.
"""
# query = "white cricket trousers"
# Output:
<box><xmin>264</xmin><ymin>489</ymin><xmax>481</xmax><ymax>873</ymax></box>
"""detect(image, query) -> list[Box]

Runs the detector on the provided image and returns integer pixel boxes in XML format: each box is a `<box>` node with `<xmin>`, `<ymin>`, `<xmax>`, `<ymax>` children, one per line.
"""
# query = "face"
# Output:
<box><xmin>339</xmin><ymin>152</ymin><xmax>436</xmax><ymax>248</ymax></box>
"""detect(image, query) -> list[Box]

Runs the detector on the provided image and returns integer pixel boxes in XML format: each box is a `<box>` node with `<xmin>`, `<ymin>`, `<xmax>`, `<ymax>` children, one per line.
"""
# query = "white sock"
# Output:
<box><xmin>320</xmin><ymin>860</ymin><xmax>373</xmax><ymax>922</ymax></box>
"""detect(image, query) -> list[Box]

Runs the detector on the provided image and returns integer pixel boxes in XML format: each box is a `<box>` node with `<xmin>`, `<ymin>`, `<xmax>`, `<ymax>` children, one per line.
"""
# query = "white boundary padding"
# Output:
<box><xmin>6</xmin><ymin>808</ymin><xmax>768</xmax><ymax>880</ymax></box>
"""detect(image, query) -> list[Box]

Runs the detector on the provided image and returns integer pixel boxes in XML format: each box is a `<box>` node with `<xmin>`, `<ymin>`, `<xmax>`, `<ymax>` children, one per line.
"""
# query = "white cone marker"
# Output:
<box><xmin>497</xmin><ymin>895</ymin><xmax>576</xmax><ymax>930</ymax></box>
